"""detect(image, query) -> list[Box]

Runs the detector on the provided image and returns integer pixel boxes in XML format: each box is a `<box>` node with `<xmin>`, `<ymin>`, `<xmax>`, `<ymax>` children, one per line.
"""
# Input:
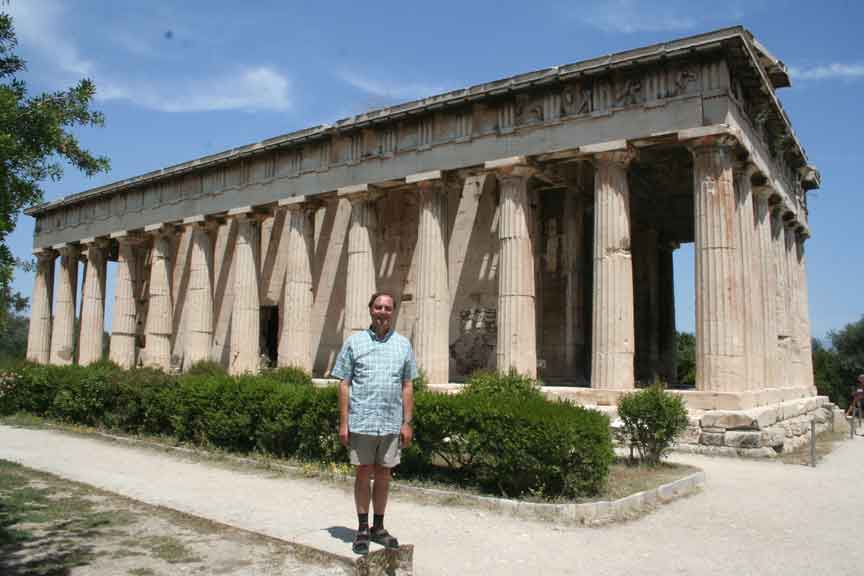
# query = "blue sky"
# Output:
<box><xmin>4</xmin><ymin>0</ymin><xmax>862</xmax><ymax>341</ymax></box>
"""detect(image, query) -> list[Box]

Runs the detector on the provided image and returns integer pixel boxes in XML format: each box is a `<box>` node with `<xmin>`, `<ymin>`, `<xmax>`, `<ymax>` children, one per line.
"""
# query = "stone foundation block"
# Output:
<box><xmin>737</xmin><ymin>447</ymin><xmax>777</xmax><ymax>458</ymax></box>
<box><xmin>812</xmin><ymin>409</ymin><xmax>827</xmax><ymax>424</ymax></box>
<box><xmin>724</xmin><ymin>431</ymin><xmax>762</xmax><ymax>449</ymax></box>
<box><xmin>700</xmin><ymin>411</ymin><xmax>756</xmax><ymax>430</ymax></box>
<box><xmin>678</xmin><ymin>425</ymin><xmax>701</xmax><ymax>445</ymax></box>
<box><xmin>834</xmin><ymin>409</ymin><xmax>850</xmax><ymax>433</ymax></box>
<box><xmin>745</xmin><ymin>406</ymin><xmax>779</xmax><ymax>429</ymax></box>
<box><xmin>701</xmin><ymin>431</ymin><xmax>725</xmax><ymax>446</ymax></box>
<box><xmin>760</xmin><ymin>427</ymin><xmax>785</xmax><ymax>449</ymax></box>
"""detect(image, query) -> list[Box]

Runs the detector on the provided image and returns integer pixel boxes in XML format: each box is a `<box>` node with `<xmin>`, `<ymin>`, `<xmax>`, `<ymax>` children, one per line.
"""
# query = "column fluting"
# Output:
<box><xmin>109</xmin><ymin>236</ymin><xmax>142</xmax><ymax>369</ymax></box>
<box><xmin>144</xmin><ymin>229</ymin><xmax>174</xmax><ymax>371</ymax></box>
<box><xmin>591</xmin><ymin>149</ymin><xmax>636</xmax><ymax>389</ymax></box>
<box><xmin>753</xmin><ymin>186</ymin><xmax>780</xmax><ymax>388</ymax></box>
<box><xmin>497</xmin><ymin>167</ymin><xmax>537</xmax><ymax>377</ymax></box>
<box><xmin>50</xmin><ymin>247</ymin><xmax>79</xmax><ymax>365</ymax></box>
<box><xmin>796</xmin><ymin>234</ymin><xmax>815</xmax><ymax>391</ymax></box>
<box><xmin>691</xmin><ymin>137</ymin><xmax>745</xmax><ymax>392</ymax></box>
<box><xmin>230</xmin><ymin>214</ymin><xmax>261</xmax><ymax>374</ymax></box>
<box><xmin>279</xmin><ymin>204</ymin><xmax>315</xmax><ymax>371</ymax></box>
<box><xmin>343</xmin><ymin>193</ymin><xmax>377</xmax><ymax>342</ymax></box>
<box><xmin>415</xmin><ymin>179</ymin><xmax>450</xmax><ymax>385</ymax></box>
<box><xmin>26</xmin><ymin>251</ymin><xmax>55</xmax><ymax>364</ymax></box>
<box><xmin>183</xmin><ymin>222</ymin><xmax>215</xmax><ymax>370</ymax></box>
<box><xmin>734</xmin><ymin>164</ymin><xmax>762</xmax><ymax>390</ymax></box>
<box><xmin>78</xmin><ymin>241</ymin><xmax>108</xmax><ymax>365</ymax></box>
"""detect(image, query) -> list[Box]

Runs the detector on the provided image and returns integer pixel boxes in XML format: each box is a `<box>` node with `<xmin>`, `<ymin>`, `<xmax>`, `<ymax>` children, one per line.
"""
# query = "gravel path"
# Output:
<box><xmin>1</xmin><ymin>424</ymin><xmax>862</xmax><ymax>575</ymax></box>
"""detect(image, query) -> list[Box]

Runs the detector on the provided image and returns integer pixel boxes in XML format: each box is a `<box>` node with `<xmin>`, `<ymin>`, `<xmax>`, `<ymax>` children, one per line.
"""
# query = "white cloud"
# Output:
<box><xmin>7</xmin><ymin>0</ymin><xmax>94</xmax><ymax>77</ymax></box>
<box><xmin>578</xmin><ymin>0</ymin><xmax>697</xmax><ymax>34</ymax></box>
<box><xmin>6</xmin><ymin>0</ymin><xmax>292</xmax><ymax>113</ymax></box>
<box><xmin>789</xmin><ymin>63</ymin><xmax>864</xmax><ymax>81</ymax></box>
<box><xmin>336</xmin><ymin>69</ymin><xmax>448</xmax><ymax>102</ymax></box>
<box><xmin>98</xmin><ymin>67</ymin><xmax>292</xmax><ymax>113</ymax></box>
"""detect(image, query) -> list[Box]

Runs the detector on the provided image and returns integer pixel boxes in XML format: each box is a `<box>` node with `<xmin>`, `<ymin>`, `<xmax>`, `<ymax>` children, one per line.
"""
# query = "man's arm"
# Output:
<box><xmin>339</xmin><ymin>378</ymin><xmax>351</xmax><ymax>447</ymax></box>
<box><xmin>400</xmin><ymin>379</ymin><xmax>414</xmax><ymax>447</ymax></box>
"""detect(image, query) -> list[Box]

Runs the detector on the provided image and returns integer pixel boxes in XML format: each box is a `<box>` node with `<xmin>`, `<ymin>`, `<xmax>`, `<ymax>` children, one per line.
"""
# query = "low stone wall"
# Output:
<box><xmin>671</xmin><ymin>396</ymin><xmax>845</xmax><ymax>457</ymax></box>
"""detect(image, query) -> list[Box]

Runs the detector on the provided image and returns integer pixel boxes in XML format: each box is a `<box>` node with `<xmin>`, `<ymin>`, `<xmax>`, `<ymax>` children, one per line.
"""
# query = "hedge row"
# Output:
<box><xmin>0</xmin><ymin>362</ymin><xmax>613</xmax><ymax>498</ymax></box>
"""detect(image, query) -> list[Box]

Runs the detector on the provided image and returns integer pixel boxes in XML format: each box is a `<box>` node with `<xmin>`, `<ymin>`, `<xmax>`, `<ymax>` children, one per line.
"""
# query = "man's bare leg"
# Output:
<box><xmin>355</xmin><ymin>464</ymin><xmax>373</xmax><ymax>515</ymax></box>
<box><xmin>372</xmin><ymin>465</ymin><xmax>390</xmax><ymax>515</ymax></box>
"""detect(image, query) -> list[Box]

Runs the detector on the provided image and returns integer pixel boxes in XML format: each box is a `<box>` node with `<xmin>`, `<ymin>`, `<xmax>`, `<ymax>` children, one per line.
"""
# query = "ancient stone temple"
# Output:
<box><xmin>25</xmin><ymin>27</ymin><xmax>825</xmax><ymax>447</ymax></box>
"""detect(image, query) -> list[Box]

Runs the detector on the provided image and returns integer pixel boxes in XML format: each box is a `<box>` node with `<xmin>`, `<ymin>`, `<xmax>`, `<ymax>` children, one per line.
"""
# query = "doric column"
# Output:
<box><xmin>591</xmin><ymin>148</ymin><xmax>636</xmax><ymax>389</ymax></box>
<box><xmin>495</xmin><ymin>164</ymin><xmax>537</xmax><ymax>377</ymax></box>
<box><xmin>752</xmin><ymin>186</ymin><xmax>780</xmax><ymax>389</ymax></box>
<box><xmin>229</xmin><ymin>210</ymin><xmax>261</xmax><ymax>375</ymax></box>
<box><xmin>563</xmin><ymin>187</ymin><xmax>585</xmax><ymax>381</ymax></box>
<box><xmin>784</xmin><ymin>223</ymin><xmax>803</xmax><ymax>387</ymax></box>
<box><xmin>412</xmin><ymin>173</ymin><xmax>450</xmax><ymax>385</ymax></box>
<box><xmin>183</xmin><ymin>218</ymin><xmax>215</xmax><ymax>370</ymax></box>
<box><xmin>144</xmin><ymin>226</ymin><xmax>174</xmax><ymax>371</ymax></box>
<box><xmin>691</xmin><ymin>136</ymin><xmax>745</xmax><ymax>392</ymax></box>
<box><xmin>734</xmin><ymin>164</ymin><xmax>762</xmax><ymax>390</ymax></box>
<box><xmin>77</xmin><ymin>239</ymin><xmax>108</xmax><ymax>365</ymax></box>
<box><xmin>49</xmin><ymin>246</ymin><xmax>79</xmax><ymax>365</ymax></box>
<box><xmin>770</xmin><ymin>205</ymin><xmax>791</xmax><ymax>386</ymax></box>
<box><xmin>796</xmin><ymin>233</ymin><xmax>815</xmax><ymax>391</ymax></box>
<box><xmin>658</xmin><ymin>241</ymin><xmax>677</xmax><ymax>385</ymax></box>
<box><xmin>26</xmin><ymin>250</ymin><xmax>55</xmax><ymax>364</ymax></box>
<box><xmin>342</xmin><ymin>189</ymin><xmax>378</xmax><ymax>342</ymax></box>
<box><xmin>278</xmin><ymin>200</ymin><xmax>315</xmax><ymax>371</ymax></box>
<box><xmin>109</xmin><ymin>234</ymin><xmax>142</xmax><ymax>369</ymax></box>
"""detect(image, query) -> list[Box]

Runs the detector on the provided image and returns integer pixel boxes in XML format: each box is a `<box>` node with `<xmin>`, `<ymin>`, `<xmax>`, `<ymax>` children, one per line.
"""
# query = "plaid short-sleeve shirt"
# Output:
<box><xmin>331</xmin><ymin>328</ymin><xmax>418</xmax><ymax>436</ymax></box>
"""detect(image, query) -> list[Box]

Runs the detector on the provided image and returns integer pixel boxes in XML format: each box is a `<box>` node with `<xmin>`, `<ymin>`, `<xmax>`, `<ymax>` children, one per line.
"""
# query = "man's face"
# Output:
<box><xmin>369</xmin><ymin>295</ymin><xmax>394</xmax><ymax>333</ymax></box>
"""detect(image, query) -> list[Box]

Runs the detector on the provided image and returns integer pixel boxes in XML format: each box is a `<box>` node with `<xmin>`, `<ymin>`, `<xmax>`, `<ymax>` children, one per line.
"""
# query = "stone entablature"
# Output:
<box><xmin>27</xmin><ymin>26</ymin><xmax>813</xmax><ymax>250</ymax></box>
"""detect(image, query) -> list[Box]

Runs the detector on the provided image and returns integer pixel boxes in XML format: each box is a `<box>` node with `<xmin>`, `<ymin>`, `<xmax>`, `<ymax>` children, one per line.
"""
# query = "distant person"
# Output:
<box><xmin>331</xmin><ymin>291</ymin><xmax>417</xmax><ymax>555</ymax></box>
<box><xmin>845</xmin><ymin>374</ymin><xmax>864</xmax><ymax>418</ymax></box>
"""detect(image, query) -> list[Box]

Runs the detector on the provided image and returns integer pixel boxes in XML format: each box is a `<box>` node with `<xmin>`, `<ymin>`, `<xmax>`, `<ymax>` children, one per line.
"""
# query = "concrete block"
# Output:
<box><xmin>724</xmin><ymin>431</ymin><xmax>762</xmax><ymax>448</ymax></box>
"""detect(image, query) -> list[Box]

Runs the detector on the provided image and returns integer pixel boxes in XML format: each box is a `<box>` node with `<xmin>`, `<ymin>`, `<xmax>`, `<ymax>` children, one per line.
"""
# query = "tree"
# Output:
<box><xmin>676</xmin><ymin>331</ymin><xmax>696</xmax><ymax>387</ymax></box>
<box><xmin>0</xmin><ymin>10</ymin><xmax>109</xmax><ymax>327</ymax></box>
<box><xmin>813</xmin><ymin>316</ymin><xmax>864</xmax><ymax>408</ymax></box>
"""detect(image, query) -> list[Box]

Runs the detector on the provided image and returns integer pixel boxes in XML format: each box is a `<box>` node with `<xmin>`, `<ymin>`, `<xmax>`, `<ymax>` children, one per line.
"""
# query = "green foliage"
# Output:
<box><xmin>0</xmin><ymin>311</ymin><xmax>27</xmax><ymax>362</ymax></box>
<box><xmin>411</xmin><ymin>367</ymin><xmax>428</xmax><ymax>393</ymax></box>
<box><xmin>410</xmin><ymin>371</ymin><xmax>613</xmax><ymax>498</ymax></box>
<box><xmin>617</xmin><ymin>385</ymin><xmax>689</xmax><ymax>466</ymax></box>
<box><xmin>0</xmin><ymin>13</ymin><xmax>109</xmax><ymax>325</ymax></box>
<box><xmin>0</xmin><ymin>364</ymin><xmax>613</xmax><ymax>499</ymax></box>
<box><xmin>676</xmin><ymin>332</ymin><xmax>696</xmax><ymax>387</ymax></box>
<box><xmin>812</xmin><ymin>316</ymin><xmax>864</xmax><ymax>408</ymax></box>
<box><xmin>462</xmin><ymin>369</ymin><xmax>542</xmax><ymax>401</ymax></box>
<box><xmin>185</xmin><ymin>360</ymin><xmax>228</xmax><ymax>378</ymax></box>
<box><xmin>260</xmin><ymin>366</ymin><xmax>313</xmax><ymax>387</ymax></box>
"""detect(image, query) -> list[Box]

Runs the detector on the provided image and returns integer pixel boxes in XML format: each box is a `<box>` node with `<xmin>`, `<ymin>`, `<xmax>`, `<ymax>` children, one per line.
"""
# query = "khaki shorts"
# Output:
<box><xmin>349</xmin><ymin>433</ymin><xmax>401</xmax><ymax>467</ymax></box>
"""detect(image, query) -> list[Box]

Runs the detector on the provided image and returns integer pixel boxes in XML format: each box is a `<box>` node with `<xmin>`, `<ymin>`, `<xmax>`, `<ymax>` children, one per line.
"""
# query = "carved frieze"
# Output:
<box><xmin>497</xmin><ymin>100</ymin><xmax>515</xmax><ymax>132</ymax></box>
<box><xmin>514</xmin><ymin>93</ymin><xmax>544</xmax><ymax>125</ymax></box>
<box><xmin>561</xmin><ymin>81</ymin><xmax>593</xmax><ymax>116</ymax></box>
<box><xmin>613</xmin><ymin>74</ymin><xmax>644</xmax><ymax>108</ymax></box>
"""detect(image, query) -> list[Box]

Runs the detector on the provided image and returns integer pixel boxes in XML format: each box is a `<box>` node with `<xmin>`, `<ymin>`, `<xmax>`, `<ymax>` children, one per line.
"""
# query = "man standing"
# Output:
<box><xmin>332</xmin><ymin>291</ymin><xmax>417</xmax><ymax>555</ymax></box>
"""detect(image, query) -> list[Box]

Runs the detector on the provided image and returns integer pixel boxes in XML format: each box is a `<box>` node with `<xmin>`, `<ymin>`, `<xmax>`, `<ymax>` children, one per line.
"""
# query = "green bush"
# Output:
<box><xmin>3</xmin><ymin>363</ymin><xmax>613</xmax><ymax>499</ymax></box>
<box><xmin>463</xmin><ymin>369</ymin><xmax>542</xmax><ymax>401</ymax></box>
<box><xmin>617</xmin><ymin>384</ymin><xmax>689</xmax><ymax>466</ymax></box>
<box><xmin>261</xmin><ymin>366</ymin><xmax>313</xmax><ymax>387</ymax></box>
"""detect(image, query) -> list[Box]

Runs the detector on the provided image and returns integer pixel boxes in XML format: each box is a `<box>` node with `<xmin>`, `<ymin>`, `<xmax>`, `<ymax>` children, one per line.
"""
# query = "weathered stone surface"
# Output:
<box><xmin>745</xmin><ymin>406</ymin><xmax>779</xmax><ymax>429</ymax></box>
<box><xmin>700</xmin><ymin>411</ymin><xmax>756</xmax><ymax>430</ymax></box>
<box><xmin>736</xmin><ymin>447</ymin><xmax>777</xmax><ymax>458</ymax></box>
<box><xmin>724</xmin><ymin>431</ymin><xmax>762</xmax><ymax>449</ymax></box>
<box><xmin>760</xmin><ymin>427</ymin><xmax>785</xmax><ymax>448</ymax></box>
<box><xmin>26</xmin><ymin>252</ymin><xmax>54</xmax><ymax>364</ymax></box>
<box><xmin>701</xmin><ymin>431</ymin><xmax>725</xmax><ymax>446</ymax></box>
<box><xmin>678</xmin><ymin>425</ymin><xmax>701</xmax><ymax>445</ymax></box>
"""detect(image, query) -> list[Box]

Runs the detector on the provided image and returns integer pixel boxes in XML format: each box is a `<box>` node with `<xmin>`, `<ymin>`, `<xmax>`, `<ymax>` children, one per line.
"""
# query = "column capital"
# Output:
<box><xmin>337</xmin><ymin>183</ymin><xmax>383</xmax><ymax>203</ymax></box>
<box><xmin>485</xmin><ymin>156</ymin><xmax>537</xmax><ymax>179</ymax></box>
<box><xmin>33</xmin><ymin>248</ymin><xmax>56</xmax><ymax>261</ymax></box>
<box><xmin>687</xmin><ymin>132</ymin><xmax>740</xmax><ymax>155</ymax></box>
<box><xmin>52</xmin><ymin>244</ymin><xmax>79</xmax><ymax>258</ymax></box>
<box><xmin>144</xmin><ymin>222</ymin><xmax>177</xmax><ymax>237</ymax></box>
<box><xmin>592</xmin><ymin>147</ymin><xmax>638</xmax><ymax>166</ymax></box>
<box><xmin>279</xmin><ymin>195</ymin><xmax>324</xmax><ymax>213</ymax></box>
<box><xmin>752</xmin><ymin>183</ymin><xmax>775</xmax><ymax>202</ymax></box>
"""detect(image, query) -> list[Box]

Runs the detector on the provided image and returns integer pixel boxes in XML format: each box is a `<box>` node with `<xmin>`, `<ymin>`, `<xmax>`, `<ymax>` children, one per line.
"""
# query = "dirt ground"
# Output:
<box><xmin>0</xmin><ymin>459</ymin><xmax>345</xmax><ymax>576</ymax></box>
